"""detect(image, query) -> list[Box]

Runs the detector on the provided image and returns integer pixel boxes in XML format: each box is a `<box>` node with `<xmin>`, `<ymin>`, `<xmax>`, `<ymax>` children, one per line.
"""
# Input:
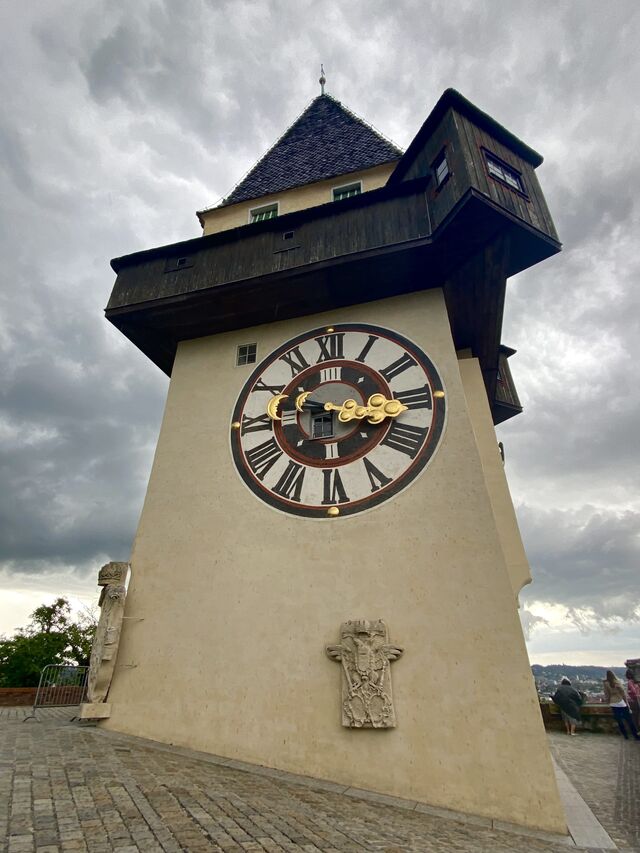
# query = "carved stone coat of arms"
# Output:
<box><xmin>326</xmin><ymin>619</ymin><xmax>404</xmax><ymax>728</ymax></box>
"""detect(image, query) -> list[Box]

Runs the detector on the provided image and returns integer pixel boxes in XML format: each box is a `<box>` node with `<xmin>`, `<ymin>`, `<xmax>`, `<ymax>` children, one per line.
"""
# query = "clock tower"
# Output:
<box><xmin>100</xmin><ymin>87</ymin><xmax>566</xmax><ymax>834</ymax></box>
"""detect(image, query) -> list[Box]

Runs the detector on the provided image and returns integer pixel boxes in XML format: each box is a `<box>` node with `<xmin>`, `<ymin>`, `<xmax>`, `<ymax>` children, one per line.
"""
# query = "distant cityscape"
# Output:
<box><xmin>532</xmin><ymin>664</ymin><xmax>627</xmax><ymax>702</ymax></box>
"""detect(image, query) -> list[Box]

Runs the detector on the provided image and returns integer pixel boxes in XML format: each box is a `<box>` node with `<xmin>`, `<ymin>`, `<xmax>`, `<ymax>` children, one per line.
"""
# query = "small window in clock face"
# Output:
<box><xmin>312</xmin><ymin>412</ymin><xmax>334</xmax><ymax>439</ymax></box>
<box><xmin>236</xmin><ymin>343</ymin><xmax>257</xmax><ymax>366</ymax></box>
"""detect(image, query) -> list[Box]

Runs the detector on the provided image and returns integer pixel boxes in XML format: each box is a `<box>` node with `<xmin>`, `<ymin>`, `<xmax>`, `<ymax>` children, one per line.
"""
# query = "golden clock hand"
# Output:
<box><xmin>266</xmin><ymin>393</ymin><xmax>288</xmax><ymax>421</ymax></box>
<box><xmin>323</xmin><ymin>394</ymin><xmax>408</xmax><ymax>424</ymax></box>
<box><xmin>267</xmin><ymin>392</ymin><xmax>325</xmax><ymax>420</ymax></box>
<box><xmin>323</xmin><ymin>399</ymin><xmax>369</xmax><ymax>422</ymax></box>
<box><xmin>294</xmin><ymin>391</ymin><xmax>326</xmax><ymax>412</ymax></box>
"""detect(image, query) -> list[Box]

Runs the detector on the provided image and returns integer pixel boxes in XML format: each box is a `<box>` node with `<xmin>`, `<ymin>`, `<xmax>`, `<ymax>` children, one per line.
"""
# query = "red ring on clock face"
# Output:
<box><xmin>230</xmin><ymin>323</ymin><xmax>447</xmax><ymax>519</ymax></box>
<box><xmin>273</xmin><ymin>361</ymin><xmax>391</xmax><ymax>468</ymax></box>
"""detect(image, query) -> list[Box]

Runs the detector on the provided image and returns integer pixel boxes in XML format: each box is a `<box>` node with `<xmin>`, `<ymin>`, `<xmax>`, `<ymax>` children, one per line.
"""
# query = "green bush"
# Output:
<box><xmin>0</xmin><ymin>597</ymin><xmax>95</xmax><ymax>687</ymax></box>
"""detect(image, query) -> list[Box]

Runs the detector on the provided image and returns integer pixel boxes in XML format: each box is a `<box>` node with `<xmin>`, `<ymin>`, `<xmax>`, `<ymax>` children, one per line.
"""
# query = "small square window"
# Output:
<box><xmin>164</xmin><ymin>255</ymin><xmax>193</xmax><ymax>273</ymax></box>
<box><xmin>236</xmin><ymin>343</ymin><xmax>257</xmax><ymax>366</ymax></box>
<box><xmin>250</xmin><ymin>203</ymin><xmax>278</xmax><ymax>223</ymax></box>
<box><xmin>433</xmin><ymin>150</ymin><xmax>450</xmax><ymax>188</ymax></box>
<box><xmin>312</xmin><ymin>412</ymin><xmax>334</xmax><ymax>439</ymax></box>
<box><xmin>333</xmin><ymin>182</ymin><xmax>362</xmax><ymax>202</ymax></box>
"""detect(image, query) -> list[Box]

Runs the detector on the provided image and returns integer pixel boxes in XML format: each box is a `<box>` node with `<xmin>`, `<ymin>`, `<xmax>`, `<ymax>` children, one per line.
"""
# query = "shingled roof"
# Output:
<box><xmin>219</xmin><ymin>94</ymin><xmax>402</xmax><ymax>207</ymax></box>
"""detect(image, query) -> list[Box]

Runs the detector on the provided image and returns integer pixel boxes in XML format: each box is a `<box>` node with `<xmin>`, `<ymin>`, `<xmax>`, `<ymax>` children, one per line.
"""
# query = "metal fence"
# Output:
<box><xmin>23</xmin><ymin>664</ymin><xmax>89</xmax><ymax>721</ymax></box>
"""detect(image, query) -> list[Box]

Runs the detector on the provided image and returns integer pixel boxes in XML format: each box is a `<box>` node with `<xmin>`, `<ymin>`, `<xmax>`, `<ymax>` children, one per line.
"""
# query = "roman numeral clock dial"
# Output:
<box><xmin>230</xmin><ymin>324</ymin><xmax>447</xmax><ymax>518</ymax></box>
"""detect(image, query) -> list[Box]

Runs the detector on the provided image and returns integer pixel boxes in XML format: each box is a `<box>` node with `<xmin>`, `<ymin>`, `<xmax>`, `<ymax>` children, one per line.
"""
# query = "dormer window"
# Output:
<box><xmin>250</xmin><ymin>202</ymin><xmax>279</xmax><ymax>223</ymax></box>
<box><xmin>484</xmin><ymin>152</ymin><xmax>525</xmax><ymax>194</ymax></box>
<box><xmin>333</xmin><ymin>181</ymin><xmax>362</xmax><ymax>202</ymax></box>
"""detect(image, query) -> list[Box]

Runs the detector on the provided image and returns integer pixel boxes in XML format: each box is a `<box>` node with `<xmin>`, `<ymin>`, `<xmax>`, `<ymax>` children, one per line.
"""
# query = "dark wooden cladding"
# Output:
<box><xmin>397</xmin><ymin>108</ymin><xmax>465</xmax><ymax>231</ymax></box>
<box><xmin>106</xmin><ymin>189</ymin><xmax>558</xmax><ymax>424</ymax></box>
<box><xmin>454</xmin><ymin>112</ymin><xmax>558</xmax><ymax>241</ymax></box>
<box><xmin>443</xmin><ymin>231</ymin><xmax>510</xmax><ymax>406</ymax></box>
<box><xmin>108</xmin><ymin>187</ymin><xmax>430</xmax><ymax>311</ymax></box>
<box><xmin>393</xmin><ymin>102</ymin><xmax>558</xmax><ymax>243</ymax></box>
<box><xmin>493</xmin><ymin>348</ymin><xmax>523</xmax><ymax>424</ymax></box>
<box><xmin>390</xmin><ymin>89</ymin><xmax>544</xmax><ymax>182</ymax></box>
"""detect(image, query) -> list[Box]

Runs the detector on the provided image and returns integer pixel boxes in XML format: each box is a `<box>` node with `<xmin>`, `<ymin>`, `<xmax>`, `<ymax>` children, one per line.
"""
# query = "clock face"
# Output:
<box><xmin>230</xmin><ymin>323</ymin><xmax>446</xmax><ymax>519</ymax></box>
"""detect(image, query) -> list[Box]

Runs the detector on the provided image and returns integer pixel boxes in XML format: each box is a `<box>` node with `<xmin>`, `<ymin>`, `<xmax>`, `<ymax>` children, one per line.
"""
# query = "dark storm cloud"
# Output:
<box><xmin>519</xmin><ymin>505</ymin><xmax>640</xmax><ymax>624</ymax></box>
<box><xmin>0</xmin><ymin>264</ymin><xmax>166</xmax><ymax>568</ymax></box>
<box><xmin>499</xmin><ymin>257</ymin><xmax>640</xmax><ymax>491</ymax></box>
<box><xmin>1</xmin><ymin>0</ymin><xmax>639</xmax><ymax>650</ymax></box>
<box><xmin>34</xmin><ymin>0</ymin><xmax>315</xmax><ymax>184</ymax></box>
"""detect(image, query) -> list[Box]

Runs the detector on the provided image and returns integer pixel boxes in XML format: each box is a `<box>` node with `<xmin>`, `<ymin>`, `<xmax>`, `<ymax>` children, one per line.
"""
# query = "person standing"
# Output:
<box><xmin>625</xmin><ymin>668</ymin><xmax>640</xmax><ymax>731</ymax></box>
<box><xmin>604</xmin><ymin>670</ymin><xmax>640</xmax><ymax>740</ymax></box>
<box><xmin>552</xmin><ymin>677</ymin><xmax>583</xmax><ymax>736</ymax></box>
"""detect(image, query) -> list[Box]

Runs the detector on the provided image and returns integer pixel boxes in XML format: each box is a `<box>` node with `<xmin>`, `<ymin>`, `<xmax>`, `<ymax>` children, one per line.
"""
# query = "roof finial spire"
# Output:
<box><xmin>319</xmin><ymin>64</ymin><xmax>326</xmax><ymax>96</ymax></box>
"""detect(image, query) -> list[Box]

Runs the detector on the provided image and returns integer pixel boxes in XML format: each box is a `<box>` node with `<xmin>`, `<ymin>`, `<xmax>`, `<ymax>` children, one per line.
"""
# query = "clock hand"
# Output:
<box><xmin>266</xmin><ymin>394</ymin><xmax>288</xmax><ymax>421</ymax></box>
<box><xmin>294</xmin><ymin>391</ymin><xmax>325</xmax><ymax>412</ymax></box>
<box><xmin>324</xmin><ymin>394</ymin><xmax>408</xmax><ymax>425</ymax></box>
<box><xmin>267</xmin><ymin>392</ymin><xmax>407</xmax><ymax>424</ymax></box>
<box><xmin>266</xmin><ymin>392</ymin><xmax>325</xmax><ymax>421</ymax></box>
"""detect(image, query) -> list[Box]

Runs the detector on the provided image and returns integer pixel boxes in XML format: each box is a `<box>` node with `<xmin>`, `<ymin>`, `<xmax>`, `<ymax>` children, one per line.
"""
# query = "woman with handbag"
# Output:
<box><xmin>604</xmin><ymin>670</ymin><xmax>640</xmax><ymax>740</ymax></box>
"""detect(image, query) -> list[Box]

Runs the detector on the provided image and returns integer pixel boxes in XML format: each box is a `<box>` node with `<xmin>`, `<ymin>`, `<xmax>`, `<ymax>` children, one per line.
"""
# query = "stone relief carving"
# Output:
<box><xmin>86</xmin><ymin>561</ymin><xmax>130</xmax><ymax>705</ymax></box>
<box><xmin>326</xmin><ymin>619</ymin><xmax>404</xmax><ymax>728</ymax></box>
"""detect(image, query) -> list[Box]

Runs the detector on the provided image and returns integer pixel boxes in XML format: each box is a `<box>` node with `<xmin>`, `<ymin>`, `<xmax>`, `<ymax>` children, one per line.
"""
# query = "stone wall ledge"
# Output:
<box><xmin>540</xmin><ymin>701</ymin><xmax>621</xmax><ymax>734</ymax></box>
<box><xmin>0</xmin><ymin>687</ymin><xmax>37</xmax><ymax>706</ymax></box>
<box><xmin>0</xmin><ymin>686</ymin><xmax>85</xmax><ymax>707</ymax></box>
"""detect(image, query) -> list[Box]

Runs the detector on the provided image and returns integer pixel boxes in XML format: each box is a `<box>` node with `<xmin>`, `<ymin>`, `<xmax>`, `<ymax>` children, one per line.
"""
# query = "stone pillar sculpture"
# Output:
<box><xmin>326</xmin><ymin>619</ymin><xmax>403</xmax><ymax>728</ymax></box>
<box><xmin>79</xmin><ymin>561</ymin><xmax>129</xmax><ymax>719</ymax></box>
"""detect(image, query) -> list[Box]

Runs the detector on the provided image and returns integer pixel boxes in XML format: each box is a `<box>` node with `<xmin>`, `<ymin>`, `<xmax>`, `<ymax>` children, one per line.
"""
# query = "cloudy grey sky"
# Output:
<box><xmin>1</xmin><ymin>0</ymin><xmax>638</xmax><ymax>664</ymax></box>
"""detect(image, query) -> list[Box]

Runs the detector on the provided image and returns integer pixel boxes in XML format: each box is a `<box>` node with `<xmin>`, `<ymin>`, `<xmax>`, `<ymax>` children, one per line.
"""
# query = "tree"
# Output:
<box><xmin>0</xmin><ymin>597</ymin><xmax>96</xmax><ymax>687</ymax></box>
<box><xmin>30</xmin><ymin>598</ymin><xmax>72</xmax><ymax>633</ymax></box>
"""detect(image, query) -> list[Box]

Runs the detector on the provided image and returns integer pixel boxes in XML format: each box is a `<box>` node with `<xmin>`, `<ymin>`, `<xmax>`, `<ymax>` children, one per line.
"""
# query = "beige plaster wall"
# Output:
<box><xmin>199</xmin><ymin>162</ymin><xmax>397</xmax><ymax>235</ymax></box>
<box><xmin>105</xmin><ymin>290</ymin><xmax>565</xmax><ymax>834</ymax></box>
<box><xmin>457</xmin><ymin>354</ymin><xmax>532</xmax><ymax>597</ymax></box>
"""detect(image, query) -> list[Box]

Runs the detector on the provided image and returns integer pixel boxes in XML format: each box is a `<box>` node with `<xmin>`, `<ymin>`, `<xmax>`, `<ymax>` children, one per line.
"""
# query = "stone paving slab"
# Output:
<box><xmin>548</xmin><ymin>730</ymin><xmax>640</xmax><ymax>851</ymax></box>
<box><xmin>549</xmin><ymin>759</ymin><xmax>615</xmax><ymax>850</ymax></box>
<box><xmin>0</xmin><ymin>706</ymin><xmax>634</xmax><ymax>852</ymax></box>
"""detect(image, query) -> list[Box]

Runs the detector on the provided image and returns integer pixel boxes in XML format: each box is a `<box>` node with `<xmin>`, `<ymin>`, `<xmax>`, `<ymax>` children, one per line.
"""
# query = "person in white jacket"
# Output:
<box><xmin>604</xmin><ymin>670</ymin><xmax>640</xmax><ymax>740</ymax></box>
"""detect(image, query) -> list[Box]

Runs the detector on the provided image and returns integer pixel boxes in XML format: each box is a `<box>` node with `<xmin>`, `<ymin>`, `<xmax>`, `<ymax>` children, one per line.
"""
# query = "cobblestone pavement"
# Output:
<box><xmin>549</xmin><ymin>730</ymin><xmax>640</xmax><ymax>851</ymax></box>
<box><xmin>0</xmin><ymin>707</ymin><xmax>628</xmax><ymax>853</ymax></box>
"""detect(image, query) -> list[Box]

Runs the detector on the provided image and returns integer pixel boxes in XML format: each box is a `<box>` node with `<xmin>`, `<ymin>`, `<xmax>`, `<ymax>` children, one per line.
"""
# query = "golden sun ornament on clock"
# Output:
<box><xmin>230</xmin><ymin>323</ymin><xmax>447</xmax><ymax>518</ymax></box>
